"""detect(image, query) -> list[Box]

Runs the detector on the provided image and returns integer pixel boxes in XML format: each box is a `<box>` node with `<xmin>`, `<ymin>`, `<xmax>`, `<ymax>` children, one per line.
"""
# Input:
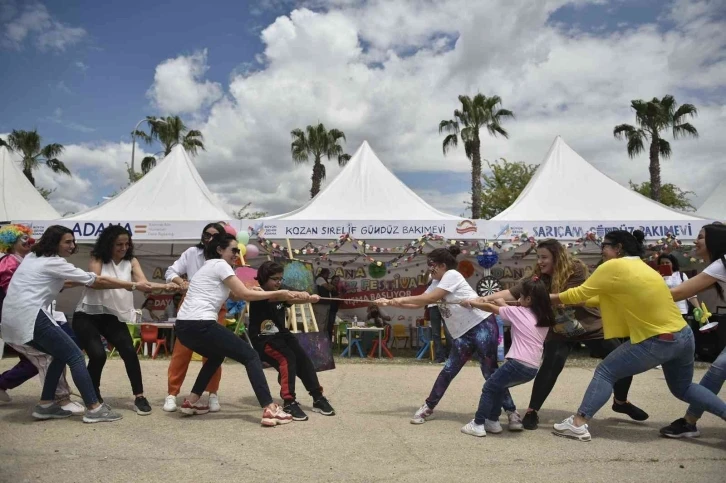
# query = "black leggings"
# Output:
<box><xmin>528</xmin><ymin>337</ymin><xmax>632</xmax><ymax>411</ymax></box>
<box><xmin>175</xmin><ymin>319</ymin><xmax>273</xmax><ymax>407</ymax></box>
<box><xmin>73</xmin><ymin>312</ymin><xmax>144</xmax><ymax>398</ymax></box>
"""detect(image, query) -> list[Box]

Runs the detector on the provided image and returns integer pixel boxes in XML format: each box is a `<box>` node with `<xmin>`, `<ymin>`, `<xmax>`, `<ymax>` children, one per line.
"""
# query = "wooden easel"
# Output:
<box><xmin>284</xmin><ymin>238</ymin><xmax>318</xmax><ymax>334</ymax></box>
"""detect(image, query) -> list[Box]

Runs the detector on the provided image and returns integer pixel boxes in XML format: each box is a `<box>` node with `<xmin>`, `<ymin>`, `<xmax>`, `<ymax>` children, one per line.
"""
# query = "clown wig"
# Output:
<box><xmin>0</xmin><ymin>224</ymin><xmax>33</xmax><ymax>253</ymax></box>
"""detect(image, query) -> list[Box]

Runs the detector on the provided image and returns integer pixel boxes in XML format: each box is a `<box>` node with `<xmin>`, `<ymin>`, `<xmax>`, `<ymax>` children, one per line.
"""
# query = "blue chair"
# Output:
<box><xmin>340</xmin><ymin>328</ymin><xmax>365</xmax><ymax>358</ymax></box>
<box><xmin>416</xmin><ymin>326</ymin><xmax>433</xmax><ymax>360</ymax></box>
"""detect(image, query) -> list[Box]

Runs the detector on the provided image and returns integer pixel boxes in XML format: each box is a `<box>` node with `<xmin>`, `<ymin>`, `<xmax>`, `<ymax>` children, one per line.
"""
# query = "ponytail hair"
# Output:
<box><xmin>520</xmin><ymin>277</ymin><xmax>556</xmax><ymax>327</ymax></box>
<box><xmin>427</xmin><ymin>245</ymin><xmax>461</xmax><ymax>270</ymax></box>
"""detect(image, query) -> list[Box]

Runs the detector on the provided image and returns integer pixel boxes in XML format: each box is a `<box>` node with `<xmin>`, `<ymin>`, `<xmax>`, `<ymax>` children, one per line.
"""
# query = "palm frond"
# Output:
<box><xmin>658</xmin><ymin>138</ymin><xmax>672</xmax><ymax>159</ymax></box>
<box><xmin>442</xmin><ymin>134</ymin><xmax>458</xmax><ymax>155</ymax></box>
<box><xmin>141</xmin><ymin>156</ymin><xmax>157</xmax><ymax>174</ymax></box>
<box><xmin>338</xmin><ymin>153</ymin><xmax>350</xmax><ymax>167</ymax></box>
<box><xmin>41</xmin><ymin>143</ymin><xmax>64</xmax><ymax>159</ymax></box>
<box><xmin>672</xmin><ymin>122</ymin><xmax>698</xmax><ymax>139</ymax></box>
<box><xmin>133</xmin><ymin>130</ymin><xmax>152</xmax><ymax>144</ymax></box>
<box><xmin>290</xmin><ymin>129</ymin><xmax>310</xmax><ymax>164</ymax></box>
<box><xmin>0</xmin><ymin>138</ymin><xmax>10</xmax><ymax>150</ymax></box>
<box><xmin>613</xmin><ymin>123</ymin><xmax>637</xmax><ymax>140</ymax></box>
<box><xmin>319</xmin><ymin>163</ymin><xmax>327</xmax><ymax>182</ymax></box>
<box><xmin>625</xmin><ymin>130</ymin><xmax>646</xmax><ymax>158</ymax></box>
<box><xmin>45</xmin><ymin>158</ymin><xmax>71</xmax><ymax>175</ymax></box>
<box><xmin>438</xmin><ymin>119</ymin><xmax>459</xmax><ymax>134</ymax></box>
<box><xmin>328</xmin><ymin>128</ymin><xmax>346</xmax><ymax>142</ymax></box>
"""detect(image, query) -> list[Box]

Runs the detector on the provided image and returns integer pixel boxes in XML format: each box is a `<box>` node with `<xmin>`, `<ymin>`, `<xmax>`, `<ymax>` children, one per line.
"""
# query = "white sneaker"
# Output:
<box><xmin>209</xmin><ymin>393</ymin><xmax>221</xmax><ymax>413</ymax></box>
<box><xmin>484</xmin><ymin>419</ymin><xmax>503</xmax><ymax>434</ymax></box>
<box><xmin>507</xmin><ymin>410</ymin><xmax>524</xmax><ymax>431</ymax></box>
<box><xmin>461</xmin><ymin>419</ymin><xmax>486</xmax><ymax>437</ymax></box>
<box><xmin>0</xmin><ymin>389</ymin><xmax>10</xmax><ymax>402</ymax></box>
<box><xmin>61</xmin><ymin>401</ymin><xmax>85</xmax><ymax>415</ymax></box>
<box><xmin>163</xmin><ymin>395</ymin><xmax>177</xmax><ymax>412</ymax></box>
<box><xmin>553</xmin><ymin>416</ymin><xmax>591</xmax><ymax>442</ymax></box>
<box><xmin>410</xmin><ymin>403</ymin><xmax>434</xmax><ymax>424</ymax></box>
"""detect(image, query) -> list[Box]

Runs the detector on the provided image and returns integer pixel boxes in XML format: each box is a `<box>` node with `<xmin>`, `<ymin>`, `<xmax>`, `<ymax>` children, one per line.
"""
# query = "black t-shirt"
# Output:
<box><xmin>248</xmin><ymin>299</ymin><xmax>290</xmax><ymax>340</ymax></box>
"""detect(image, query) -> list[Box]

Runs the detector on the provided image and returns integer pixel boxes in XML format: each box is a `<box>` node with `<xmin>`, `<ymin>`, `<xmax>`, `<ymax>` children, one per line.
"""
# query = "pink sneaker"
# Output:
<box><xmin>261</xmin><ymin>404</ymin><xmax>293</xmax><ymax>426</ymax></box>
<box><xmin>179</xmin><ymin>399</ymin><xmax>210</xmax><ymax>416</ymax></box>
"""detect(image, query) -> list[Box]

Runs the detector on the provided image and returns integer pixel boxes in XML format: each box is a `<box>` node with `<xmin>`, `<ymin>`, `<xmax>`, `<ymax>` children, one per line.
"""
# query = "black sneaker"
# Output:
<box><xmin>134</xmin><ymin>396</ymin><xmax>152</xmax><ymax>416</ymax></box>
<box><xmin>612</xmin><ymin>401</ymin><xmax>649</xmax><ymax>421</ymax></box>
<box><xmin>660</xmin><ymin>418</ymin><xmax>700</xmax><ymax>439</ymax></box>
<box><xmin>312</xmin><ymin>397</ymin><xmax>335</xmax><ymax>416</ymax></box>
<box><xmin>283</xmin><ymin>401</ymin><xmax>309</xmax><ymax>421</ymax></box>
<box><xmin>522</xmin><ymin>410</ymin><xmax>538</xmax><ymax>430</ymax></box>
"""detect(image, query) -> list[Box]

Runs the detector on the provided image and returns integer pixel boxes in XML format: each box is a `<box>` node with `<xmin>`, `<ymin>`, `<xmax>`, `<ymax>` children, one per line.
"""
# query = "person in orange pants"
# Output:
<box><xmin>163</xmin><ymin>222</ymin><xmax>227</xmax><ymax>413</ymax></box>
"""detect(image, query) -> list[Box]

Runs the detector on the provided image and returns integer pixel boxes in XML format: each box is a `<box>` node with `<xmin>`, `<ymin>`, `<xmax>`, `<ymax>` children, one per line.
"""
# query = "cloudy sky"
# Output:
<box><xmin>1</xmin><ymin>0</ymin><xmax>724</xmax><ymax>217</ymax></box>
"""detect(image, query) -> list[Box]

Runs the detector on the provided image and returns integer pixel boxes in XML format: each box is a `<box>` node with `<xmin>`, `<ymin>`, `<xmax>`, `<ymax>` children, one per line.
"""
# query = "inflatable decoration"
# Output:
<box><xmin>236</xmin><ymin>231</ymin><xmax>250</xmax><ymax>245</ymax></box>
<box><xmin>245</xmin><ymin>244</ymin><xmax>260</xmax><ymax>258</ymax></box>
<box><xmin>457</xmin><ymin>260</ymin><xmax>475</xmax><ymax>278</ymax></box>
<box><xmin>477</xmin><ymin>248</ymin><xmax>499</xmax><ymax>269</ymax></box>
<box><xmin>368</xmin><ymin>262</ymin><xmax>387</xmax><ymax>279</ymax></box>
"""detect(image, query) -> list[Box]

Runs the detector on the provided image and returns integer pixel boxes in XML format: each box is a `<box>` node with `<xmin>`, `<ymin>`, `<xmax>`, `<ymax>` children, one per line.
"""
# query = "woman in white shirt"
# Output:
<box><xmin>1</xmin><ymin>225</ymin><xmax>153</xmax><ymax>423</ymax></box>
<box><xmin>661</xmin><ymin>223</ymin><xmax>726</xmax><ymax>439</ymax></box>
<box><xmin>73</xmin><ymin>225</ymin><xmax>176</xmax><ymax>416</ymax></box>
<box><xmin>174</xmin><ymin>233</ymin><xmax>311</xmax><ymax>426</ymax></box>
<box><xmin>658</xmin><ymin>253</ymin><xmax>698</xmax><ymax>317</ymax></box>
<box><xmin>163</xmin><ymin>222</ymin><xmax>225</xmax><ymax>413</ymax></box>
<box><xmin>375</xmin><ymin>246</ymin><xmax>521</xmax><ymax>431</ymax></box>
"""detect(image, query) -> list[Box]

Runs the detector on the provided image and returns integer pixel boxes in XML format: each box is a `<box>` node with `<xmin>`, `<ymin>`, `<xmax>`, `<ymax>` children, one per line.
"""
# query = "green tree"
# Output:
<box><xmin>4</xmin><ymin>129</ymin><xmax>70</xmax><ymax>186</ymax></box>
<box><xmin>614</xmin><ymin>95</ymin><xmax>698</xmax><ymax>202</ymax></box>
<box><xmin>37</xmin><ymin>186</ymin><xmax>56</xmax><ymax>201</ymax></box>
<box><xmin>231</xmin><ymin>202</ymin><xmax>268</xmax><ymax>220</ymax></box>
<box><xmin>440</xmin><ymin>94</ymin><xmax>514</xmax><ymax>219</ymax></box>
<box><xmin>291</xmin><ymin>123</ymin><xmax>351</xmax><ymax>198</ymax></box>
<box><xmin>134</xmin><ymin>116</ymin><xmax>205</xmax><ymax>174</ymax></box>
<box><xmin>628</xmin><ymin>180</ymin><xmax>695</xmax><ymax>211</ymax></box>
<box><xmin>474</xmin><ymin>158</ymin><xmax>537</xmax><ymax>219</ymax></box>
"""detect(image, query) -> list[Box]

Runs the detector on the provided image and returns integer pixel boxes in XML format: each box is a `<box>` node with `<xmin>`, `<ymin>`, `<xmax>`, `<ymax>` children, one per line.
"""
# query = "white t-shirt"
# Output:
<box><xmin>1</xmin><ymin>254</ymin><xmax>96</xmax><ymax>344</ymax></box>
<box><xmin>663</xmin><ymin>272</ymin><xmax>689</xmax><ymax>314</ymax></box>
<box><xmin>165</xmin><ymin>246</ymin><xmax>205</xmax><ymax>283</ymax></box>
<box><xmin>177</xmin><ymin>259</ymin><xmax>235</xmax><ymax>321</ymax></box>
<box><xmin>427</xmin><ymin>270</ymin><xmax>491</xmax><ymax>339</ymax></box>
<box><xmin>703</xmin><ymin>260</ymin><xmax>726</xmax><ymax>282</ymax></box>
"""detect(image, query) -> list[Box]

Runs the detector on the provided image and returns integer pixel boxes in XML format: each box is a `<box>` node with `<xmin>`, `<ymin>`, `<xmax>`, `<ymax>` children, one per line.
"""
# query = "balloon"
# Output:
<box><xmin>245</xmin><ymin>243</ymin><xmax>259</xmax><ymax>258</ymax></box>
<box><xmin>237</xmin><ymin>244</ymin><xmax>247</xmax><ymax>257</ymax></box>
<box><xmin>457</xmin><ymin>260</ymin><xmax>475</xmax><ymax>278</ymax></box>
<box><xmin>236</xmin><ymin>231</ymin><xmax>250</xmax><ymax>245</ymax></box>
<box><xmin>477</xmin><ymin>248</ymin><xmax>499</xmax><ymax>269</ymax></box>
<box><xmin>223</xmin><ymin>224</ymin><xmax>237</xmax><ymax>237</ymax></box>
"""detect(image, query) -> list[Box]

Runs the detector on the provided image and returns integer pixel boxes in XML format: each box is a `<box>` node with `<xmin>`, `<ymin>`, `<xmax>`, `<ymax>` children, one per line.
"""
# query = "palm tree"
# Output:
<box><xmin>4</xmin><ymin>129</ymin><xmax>70</xmax><ymax>186</ymax></box>
<box><xmin>134</xmin><ymin>115</ymin><xmax>205</xmax><ymax>174</ymax></box>
<box><xmin>440</xmin><ymin>94</ymin><xmax>514</xmax><ymax>219</ymax></box>
<box><xmin>613</xmin><ymin>95</ymin><xmax>698</xmax><ymax>202</ymax></box>
<box><xmin>291</xmin><ymin>123</ymin><xmax>351</xmax><ymax>198</ymax></box>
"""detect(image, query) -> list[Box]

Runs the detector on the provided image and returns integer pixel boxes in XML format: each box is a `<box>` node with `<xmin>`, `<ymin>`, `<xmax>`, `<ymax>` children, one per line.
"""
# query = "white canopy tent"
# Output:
<box><xmin>0</xmin><ymin>146</ymin><xmax>60</xmax><ymax>221</ymax></box>
<box><xmin>696</xmin><ymin>178</ymin><xmax>726</xmax><ymax>221</ymax></box>
<box><xmin>265</xmin><ymin>140</ymin><xmax>462</xmax><ymax>221</ymax></box>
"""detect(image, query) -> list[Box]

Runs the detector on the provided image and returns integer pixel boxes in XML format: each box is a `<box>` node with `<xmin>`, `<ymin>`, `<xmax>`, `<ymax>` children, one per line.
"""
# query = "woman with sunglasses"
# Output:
<box><xmin>163</xmin><ymin>223</ymin><xmax>226</xmax><ymax>413</ymax></box>
<box><xmin>376</xmin><ymin>246</ymin><xmax>521</xmax><ymax>431</ymax></box>
<box><xmin>550</xmin><ymin>230</ymin><xmax>726</xmax><ymax>441</ymax></box>
<box><xmin>477</xmin><ymin>238</ymin><xmax>647</xmax><ymax>430</ymax></box>
<box><xmin>660</xmin><ymin>223</ymin><xmax>726</xmax><ymax>438</ymax></box>
<box><xmin>1</xmin><ymin>225</ymin><xmax>153</xmax><ymax>422</ymax></box>
<box><xmin>174</xmin><ymin>234</ymin><xmax>311</xmax><ymax>426</ymax></box>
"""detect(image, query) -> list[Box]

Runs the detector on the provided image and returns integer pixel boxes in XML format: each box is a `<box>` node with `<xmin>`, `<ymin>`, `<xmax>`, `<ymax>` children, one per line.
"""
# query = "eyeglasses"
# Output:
<box><xmin>231</xmin><ymin>248</ymin><xmax>241</xmax><ymax>255</ymax></box>
<box><xmin>202</xmin><ymin>232</ymin><xmax>215</xmax><ymax>240</ymax></box>
<box><xmin>269</xmin><ymin>276</ymin><xmax>283</xmax><ymax>282</ymax></box>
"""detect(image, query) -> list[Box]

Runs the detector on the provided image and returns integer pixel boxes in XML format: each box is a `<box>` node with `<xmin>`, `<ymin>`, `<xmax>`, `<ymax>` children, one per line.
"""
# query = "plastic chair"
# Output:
<box><xmin>416</xmin><ymin>326</ymin><xmax>433</xmax><ymax>360</ymax></box>
<box><xmin>139</xmin><ymin>324</ymin><xmax>168</xmax><ymax>359</ymax></box>
<box><xmin>111</xmin><ymin>324</ymin><xmax>140</xmax><ymax>358</ymax></box>
<box><xmin>368</xmin><ymin>325</ymin><xmax>393</xmax><ymax>359</ymax></box>
<box><xmin>336</xmin><ymin>322</ymin><xmax>349</xmax><ymax>348</ymax></box>
<box><xmin>391</xmin><ymin>324</ymin><xmax>410</xmax><ymax>349</ymax></box>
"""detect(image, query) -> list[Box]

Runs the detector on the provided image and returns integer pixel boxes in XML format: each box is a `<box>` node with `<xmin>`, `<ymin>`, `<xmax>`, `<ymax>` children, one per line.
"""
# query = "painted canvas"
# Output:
<box><xmin>295</xmin><ymin>332</ymin><xmax>335</xmax><ymax>372</ymax></box>
<box><xmin>281</xmin><ymin>260</ymin><xmax>315</xmax><ymax>293</ymax></box>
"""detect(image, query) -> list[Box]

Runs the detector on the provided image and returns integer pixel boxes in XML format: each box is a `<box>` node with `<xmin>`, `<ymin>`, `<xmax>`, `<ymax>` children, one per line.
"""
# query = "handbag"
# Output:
<box><xmin>294</xmin><ymin>331</ymin><xmax>336</xmax><ymax>372</ymax></box>
<box><xmin>552</xmin><ymin>307</ymin><xmax>587</xmax><ymax>338</ymax></box>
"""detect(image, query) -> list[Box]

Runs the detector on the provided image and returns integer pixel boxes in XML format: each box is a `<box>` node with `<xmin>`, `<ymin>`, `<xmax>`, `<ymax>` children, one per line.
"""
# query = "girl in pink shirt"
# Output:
<box><xmin>460</xmin><ymin>277</ymin><xmax>556</xmax><ymax>437</ymax></box>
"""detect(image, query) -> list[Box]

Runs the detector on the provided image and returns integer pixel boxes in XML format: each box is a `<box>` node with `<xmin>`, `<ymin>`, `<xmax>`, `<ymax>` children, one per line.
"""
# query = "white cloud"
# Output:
<box><xmin>147</xmin><ymin>49</ymin><xmax>224</xmax><ymax>114</ymax></box>
<box><xmin>2</xmin><ymin>2</ymin><xmax>86</xmax><ymax>52</ymax></box>
<box><xmin>44</xmin><ymin>107</ymin><xmax>95</xmax><ymax>133</ymax></box>
<box><xmin>75</xmin><ymin>60</ymin><xmax>88</xmax><ymax>72</ymax></box>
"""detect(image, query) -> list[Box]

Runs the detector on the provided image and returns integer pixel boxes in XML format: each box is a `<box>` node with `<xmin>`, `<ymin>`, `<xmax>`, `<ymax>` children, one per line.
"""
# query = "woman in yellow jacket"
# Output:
<box><xmin>549</xmin><ymin>230</ymin><xmax>726</xmax><ymax>442</ymax></box>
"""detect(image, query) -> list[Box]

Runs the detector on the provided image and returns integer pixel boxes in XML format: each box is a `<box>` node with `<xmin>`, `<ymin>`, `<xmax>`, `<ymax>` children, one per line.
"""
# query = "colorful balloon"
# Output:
<box><xmin>236</xmin><ymin>231</ymin><xmax>250</xmax><ymax>245</ymax></box>
<box><xmin>223</xmin><ymin>224</ymin><xmax>237</xmax><ymax>237</ymax></box>
<box><xmin>477</xmin><ymin>248</ymin><xmax>499</xmax><ymax>269</ymax></box>
<box><xmin>245</xmin><ymin>244</ymin><xmax>259</xmax><ymax>258</ymax></box>
<box><xmin>238</xmin><ymin>244</ymin><xmax>247</xmax><ymax>257</ymax></box>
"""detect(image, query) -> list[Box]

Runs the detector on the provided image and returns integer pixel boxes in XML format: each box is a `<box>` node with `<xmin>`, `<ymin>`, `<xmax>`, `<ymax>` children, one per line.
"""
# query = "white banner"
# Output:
<box><xmin>13</xmin><ymin>220</ymin><xmax>223</xmax><ymax>242</ymax></box>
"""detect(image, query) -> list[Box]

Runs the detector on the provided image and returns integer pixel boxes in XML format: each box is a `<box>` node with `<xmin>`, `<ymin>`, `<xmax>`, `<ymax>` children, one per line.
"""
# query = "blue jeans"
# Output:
<box><xmin>578</xmin><ymin>326</ymin><xmax>726</xmax><ymax>420</ymax></box>
<box><xmin>28</xmin><ymin>310</ymin><xmax>98</xmax><ymax>406</ymax></box>
<box><xmin>475</xmin><ymin>359</ymin><xmax>538</xmax><ymax>424</ymax></box>
<box><xmin>429</xmin><ymin>306</ymin><xmax>452</xmax><ymax>361</ymax></box>
<box><xmin>687</xmin><ymin>346</ymin><xmax>726</xmax><ymax>420</ymax></box>
<box><xmin>426</xmin><ymin>316</ymin><xmax>516</xmax><ymax>413</ymax></box>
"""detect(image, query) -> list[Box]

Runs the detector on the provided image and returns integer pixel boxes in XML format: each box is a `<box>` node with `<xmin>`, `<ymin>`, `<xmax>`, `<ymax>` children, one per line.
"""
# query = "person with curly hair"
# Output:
<box><xmin>72</xmin><ymin>225</ymin><xmax>176</xmax><ymax>415</ymax></box>
<box><xmin>1</xmin><ymin>225</ymin><xmax>153</xmax><ymax>422</ymax></box>
<box><xmin>479</xmin><ymin>238</ymin><xmax>647</xmax><ymax>429</ymax></box>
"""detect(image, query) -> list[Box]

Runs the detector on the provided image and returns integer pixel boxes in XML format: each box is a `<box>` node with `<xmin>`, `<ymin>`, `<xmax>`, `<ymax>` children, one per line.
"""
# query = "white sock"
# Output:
<box><xmin>89</xmin><ymin>404</ymin><xmax>104</xmax><ymax>413</ymax></box>
<box><xmin>39</xmin><ymin>402</ymin><xmax>53</xmax><ymax>408</ymax></box>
